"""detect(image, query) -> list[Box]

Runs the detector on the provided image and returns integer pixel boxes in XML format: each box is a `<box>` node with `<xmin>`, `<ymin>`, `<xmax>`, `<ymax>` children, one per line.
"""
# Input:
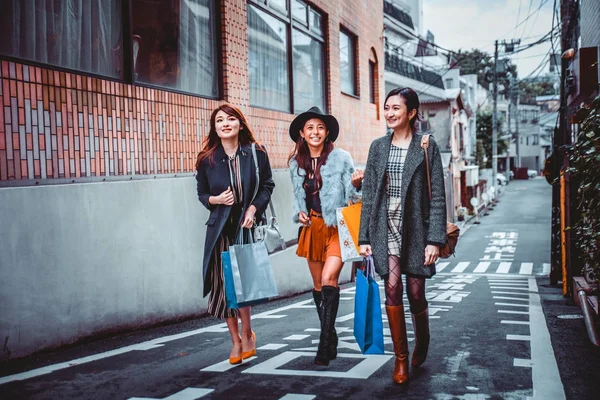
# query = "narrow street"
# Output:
<box><xmin>0</xmin><ymin>178</ymin><xmax>595</xmax><ymax>400</ymax></box>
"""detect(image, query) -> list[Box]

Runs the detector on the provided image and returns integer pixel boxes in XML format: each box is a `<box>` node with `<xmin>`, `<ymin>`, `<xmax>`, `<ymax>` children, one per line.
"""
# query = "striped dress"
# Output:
<box><xmin>386</xmin><ymin>144</ymin><xmax>408</xmax><ymax>256</ymax></box>
<box><xmin>207</xmin><ymin>151</ymin><xmax>244</xmax><ymax>319</ymax></box>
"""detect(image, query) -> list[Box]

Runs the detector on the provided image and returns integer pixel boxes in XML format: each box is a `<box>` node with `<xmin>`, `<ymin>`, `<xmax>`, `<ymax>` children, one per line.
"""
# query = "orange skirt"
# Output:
<box><xmin>296</xmin><ymin>211</ymin><xmax>341</xmax><ymax>262</ymax></box>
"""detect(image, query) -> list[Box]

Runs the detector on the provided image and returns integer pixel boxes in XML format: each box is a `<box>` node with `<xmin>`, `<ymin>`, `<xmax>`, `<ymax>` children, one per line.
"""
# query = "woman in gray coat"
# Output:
<box><xmin>359</xmin><ymin>87</ymin><xmax>447</xmax><ymax>384</ymax></box>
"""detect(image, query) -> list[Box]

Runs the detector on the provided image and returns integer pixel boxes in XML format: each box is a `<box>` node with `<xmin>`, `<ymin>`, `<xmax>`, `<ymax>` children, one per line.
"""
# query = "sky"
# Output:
<box><xmin>422</xmin><ymin>0</ymin><xmax>557</xmax><ymax>79</ymax></box>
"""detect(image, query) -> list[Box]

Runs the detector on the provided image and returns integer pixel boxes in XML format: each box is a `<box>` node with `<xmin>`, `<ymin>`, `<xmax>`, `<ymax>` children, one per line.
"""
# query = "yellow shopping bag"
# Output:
<box><xmin>340</xmin><ymin>202</ymin><xmax>362</xmax><ymax>253</ymax></box>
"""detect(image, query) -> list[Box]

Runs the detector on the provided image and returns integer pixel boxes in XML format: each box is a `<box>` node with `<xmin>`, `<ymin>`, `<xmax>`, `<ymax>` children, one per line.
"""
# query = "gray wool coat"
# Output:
<box><xmin>358</xmin><ymin>133</ymin><xmax>447</xmax><ymax>278</ymax></box>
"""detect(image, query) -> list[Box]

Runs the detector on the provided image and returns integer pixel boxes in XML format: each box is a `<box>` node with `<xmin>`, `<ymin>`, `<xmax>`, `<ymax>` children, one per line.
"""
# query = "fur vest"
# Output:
<box><xmin>289</xmin><ymin>148</ymin><xmax>360</xmax><ymax>227</ymax></box>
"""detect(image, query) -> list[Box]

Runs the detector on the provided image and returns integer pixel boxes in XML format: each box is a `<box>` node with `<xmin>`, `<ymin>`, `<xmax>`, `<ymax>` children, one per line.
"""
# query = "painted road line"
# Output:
<box><xmin>258</xmin><ymin>344</ymin><xmax>288</xmax><ymax>350</ymax></box>
<box><xmin>495</xmin><ymin>262</ymin><xmax>512</xmax><ymax>274</ymax></box>
<box><xmin>540</xmin><ymin>263</ymin><xmax>551</xmax><ymax>275</ymax></box>
<box><xmin>495</xmin><ymin>303</ymin><xmax>530</xmax><ymax>308</ymax></box>
<box><xmin>488</xmin><ymin>279</ymin><xmax>529</xmax><ymax>284</ymax></box>
<box><xmin>514</xmin><ymin>358</ymin><xmax>533</xmax><ymax>368</ymax></box>
<box><xmin>474</xmin><ymin>261</ymin><xmax>491</xmax><ymax>273</ymax></box>
<box><xmin>279</xmin><ymin>395</ymin><xmax>316</xmax><ymax>400</ymax></box>
<box><xmin>519</xmin><ymin>262</ymin><xmax>534</xmax><ymax>275</ymax></box>
<box><xmin>489</xmin><ymin>286</ymin><xmax>531</xmax><ymax>291</ymax></box>
<box><xmin>492</xmin><ymin>291</ymin><xmax>530</xmax><ymax>296</ymax></box>
<box><xmin>493</xmin><ymin>296</ymin><xmax>529</xmax><ymax>301</ymax></box>
<box><xmin>450</xmin><ymin>262</ymin><xmax>470</xmax><ymax>273</ymax></box>
<box><xmin>129</xmin><ymin>388</ymin><xmax>214</xmax><ymax>400</ymax></box>
<box><xmin>283</xmin><ymin>335</ymin><xmax>311</xmax><ymax>341</ymax></box>
<box><xmin>200</xmin><ymin>356</ymin><xmax>258</xmax><ymax>372</ymax></box>
<box><xmin>498</xmin><ymin>310</ymin><xmax>530</xmax><ymax>315</ymax></box>
<box><xmin>436</xmin><ymin>262</ymin><xmax>450</xmax><ymax>272</ymax></box>
<box><xmin>528</xmin><ymin>277</ymin><xmax>566</xmax><ymax>399</ymax></box>
<box><xmin>501</xmin><ymin>320</ymin><xmax>530</xmax><ymax>325</ymax></box>
<box><xmin>507</xmin><ymin>335</ymin><xmax>531</xmax><ymax>341</ymax></box>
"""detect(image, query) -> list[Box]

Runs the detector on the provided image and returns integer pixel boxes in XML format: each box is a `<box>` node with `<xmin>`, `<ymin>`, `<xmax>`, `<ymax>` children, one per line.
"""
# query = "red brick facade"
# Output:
<box><xmin>0</xmin><ymin>0</ymin><xmax>385</xmax><ymax>183</ymax></box>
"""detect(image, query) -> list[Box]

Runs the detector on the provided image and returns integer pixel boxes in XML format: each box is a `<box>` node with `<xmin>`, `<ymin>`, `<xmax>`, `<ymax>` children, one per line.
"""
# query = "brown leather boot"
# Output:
<box><xmin>411</xmin><ymin>308</ymin><xmax>430</xmax><ymax>367</ymax></box>
<box><xmin>386</xmin><ymin>305</ymin><xmax>409</xmax><ymax>384</ymax></box>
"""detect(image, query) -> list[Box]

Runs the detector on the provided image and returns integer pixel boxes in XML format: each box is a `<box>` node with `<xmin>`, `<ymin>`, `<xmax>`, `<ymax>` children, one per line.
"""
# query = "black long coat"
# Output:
<box><xmin>196</xmin><ymin>143</ymin><xmax>275</xmax><ymax>297</ymax></box>
<box><xmin>358</xmin><ymin>133</ymin><xmax>447</xmax><ymax>278</ymax></box>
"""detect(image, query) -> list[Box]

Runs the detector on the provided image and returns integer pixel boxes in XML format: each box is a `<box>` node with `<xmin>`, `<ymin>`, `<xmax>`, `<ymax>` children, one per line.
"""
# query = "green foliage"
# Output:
<box><xmin>455</xmin><ymin>48</ymin><xmax>518</xmax><ymax>90</ymax></box>
<box><xmin>569</xmin><ymin>95</ymin><xmax>600</xmax><ymax>284</ymax></box>
<box><xmin>518</xmin><ymin>80</ymin><xmax>557</xmax><ymax>105</ymax></box>
<box><xmin>476</xmin><ymin>139</ymin><xmax>485</xmax><ymax>169</ymax></box>
<box><xmin>476</xmin><ymin>110</ymin><xmax>507</xmax><ymax>168</ymax></box>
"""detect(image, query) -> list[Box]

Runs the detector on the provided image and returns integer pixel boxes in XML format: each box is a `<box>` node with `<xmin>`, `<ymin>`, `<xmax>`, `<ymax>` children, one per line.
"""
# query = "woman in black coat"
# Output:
<box><xmin>359</xmin><ymin>88</ymin><xmax>447</xmax><ymax>384</ymax></box>
<box><xmin>196</xmin><ymin>104</ymin><xmax>275</xmax><ymax>365</ymax></box>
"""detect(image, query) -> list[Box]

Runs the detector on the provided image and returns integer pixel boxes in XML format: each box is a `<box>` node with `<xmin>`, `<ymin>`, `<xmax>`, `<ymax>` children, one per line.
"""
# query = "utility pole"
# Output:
<box><xmin>492</xmin><ymin>40</ymin><xmax>499</xmax><ymax>197</ymax></box>
<box><xmin>515</xmin><ymin>92</ymin><xmax>521</xmax><ymax>167</ymax></box>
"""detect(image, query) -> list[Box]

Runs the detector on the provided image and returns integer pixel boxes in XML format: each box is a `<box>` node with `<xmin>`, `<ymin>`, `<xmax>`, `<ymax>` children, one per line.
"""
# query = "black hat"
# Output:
<box><xmin>289</xmin><ymin>106</ymin><xmax>340</xmax><ymax>143</ymax></box>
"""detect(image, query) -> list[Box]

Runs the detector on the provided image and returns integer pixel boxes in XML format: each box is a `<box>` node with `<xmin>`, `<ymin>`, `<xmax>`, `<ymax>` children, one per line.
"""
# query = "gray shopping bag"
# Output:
<box><xmin>228</xmin><ymin>230</ymin><xmax>279</xmax><ymax>307</ymax></box>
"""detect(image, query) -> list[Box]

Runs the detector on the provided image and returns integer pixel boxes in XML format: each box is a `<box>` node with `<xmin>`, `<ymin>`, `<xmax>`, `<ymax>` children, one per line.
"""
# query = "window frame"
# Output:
<box><xmin>0</xmin><ymin>0</ymin><xmax>222</xmax><ymax>100</ymax></box>
<box><xmin>369</xmin><ymin>60</ymin><xmax>376</xmax><ymax>104</ymax></box>
<box><xmin>248</xmin><ymin>0</ymin><xmax>328</xmax><ymax>114</ymax></box>
<box><xmin>339</xmin><ymin>27</ymin><xmax>358</xmax><ymax>97</ymax></box>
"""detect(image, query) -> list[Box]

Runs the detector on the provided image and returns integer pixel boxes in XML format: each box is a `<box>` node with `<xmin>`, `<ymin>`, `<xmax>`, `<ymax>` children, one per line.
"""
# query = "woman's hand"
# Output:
<box><xmin>211</xmin><ymin>187</ymin><xmax>234</xmax><ymax>205</ymax></box>
<box><xmin>298</xmin><ymin>211</ymin><xmax>310</xmax><ymax>226</ymax></box>
<box><xmin>359</xmin><ymin>245</ymin><xmax>372</xmax><ymax>257</ymax></box>
<box><xmin>241</xmin><ymin>205</ymin><xmax>257</xmax><ymax>229</ymax></box>
<box><xmin>424</xmin><ymin>245</ymin><xmax>439</xmax><ymax>265</ymax></box>
<box><xmin>351</xmin><ymin>169</ymin><xmax>364</xmax><ymax>189</ymax></box>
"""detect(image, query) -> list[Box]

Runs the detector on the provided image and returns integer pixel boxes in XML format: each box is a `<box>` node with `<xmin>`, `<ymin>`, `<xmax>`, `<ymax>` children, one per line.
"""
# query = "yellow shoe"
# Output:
<box><xmin>241</xmin><ymin>331</ymin><xmax>256</xmax><ymax>359</ymax></box>
<box><xmin>229</xmin><ymin>344</ymin><xmax>242</xmax><ymax>365</ymax></box>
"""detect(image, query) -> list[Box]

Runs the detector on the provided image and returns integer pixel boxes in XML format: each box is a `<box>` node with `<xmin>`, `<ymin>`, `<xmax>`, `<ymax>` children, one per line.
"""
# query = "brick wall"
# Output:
<box><xmin>0</xmin><ymin>0</ymin><xmax>385</xmax><ymax>183</ymax></box>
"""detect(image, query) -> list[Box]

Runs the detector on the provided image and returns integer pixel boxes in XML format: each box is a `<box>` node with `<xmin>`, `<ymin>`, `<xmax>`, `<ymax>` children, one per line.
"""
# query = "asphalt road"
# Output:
<box><xmin>1</xmin><ymin>178</ymin><xmax>599</xmax><ymax>400</ymax></box>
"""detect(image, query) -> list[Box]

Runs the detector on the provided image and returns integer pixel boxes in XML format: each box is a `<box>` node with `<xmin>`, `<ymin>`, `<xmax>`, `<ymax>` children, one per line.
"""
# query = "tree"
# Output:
<box><xmin>455</xmin><ymin>48</ymin><xmax>518</xmax><ymax>91</ymax></box>
<box><xmin>518</xmin><ymin>80</ymin><xmax>557</xmax><ymax>105</ymax></box>
<box><xmin>476</xmin><ymin>110</ymin><xmax>507</xmax><ymax>168</ymax></box>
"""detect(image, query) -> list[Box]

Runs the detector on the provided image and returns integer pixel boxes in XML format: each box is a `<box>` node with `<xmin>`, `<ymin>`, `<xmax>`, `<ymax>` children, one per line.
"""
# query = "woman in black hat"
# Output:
<box><xmin>288</xmin><ymin>106</ymin><xmax>363</xmax><ymax>366</ymax></box>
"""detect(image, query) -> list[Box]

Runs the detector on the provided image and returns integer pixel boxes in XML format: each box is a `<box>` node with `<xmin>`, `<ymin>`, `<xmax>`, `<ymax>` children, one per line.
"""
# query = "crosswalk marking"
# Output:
<box><xmin>474</xmin><ymin>262</ymin><xmax>491</xmax><ymax>273</ymax></box>
<box><xmin>519</xmin><ymin>262</ymin><xmax>533</xmax><ymax>275</ymax></box>
<box><xmin>496</xmin><ymin>262</ymin><xmax>511</xmax><ymax>273</ymax></box>
<box><xmin>436</xmin><ymin>262</ymin><xmax>450</xmax><ymax>272</ymax></box>
<box><xmin>451</xmin><ymin>262</ymin><xmax>470</xmax><ymax>273</ymax></box>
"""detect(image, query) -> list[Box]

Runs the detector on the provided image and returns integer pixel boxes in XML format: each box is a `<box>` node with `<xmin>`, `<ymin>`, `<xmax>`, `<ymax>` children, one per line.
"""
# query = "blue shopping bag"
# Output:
<box><xmin>222</xmin><ymin>250</ymin><xmax>239</xmax><ymax>309</ymax></box>
<box><xmin>353</xmin><ymin>256</ymin><xmax>385</xmax><ymax>354</ymax></box>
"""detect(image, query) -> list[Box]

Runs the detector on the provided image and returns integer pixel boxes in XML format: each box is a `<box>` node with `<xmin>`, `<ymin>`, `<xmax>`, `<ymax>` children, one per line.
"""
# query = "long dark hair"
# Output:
<box><xmin>287</xmin><ymin>121</ymin><xmax>335</xmax><ymax>194</ymax></box>
<box><xmin>385</xmin><ymin>87</ymin><xmax>421</xmax><ymax>131</ymax></box>
<box><xmin>195</xmin><ymin>104</ymin><xmax>258</xmax><ymax>169</ymax></box>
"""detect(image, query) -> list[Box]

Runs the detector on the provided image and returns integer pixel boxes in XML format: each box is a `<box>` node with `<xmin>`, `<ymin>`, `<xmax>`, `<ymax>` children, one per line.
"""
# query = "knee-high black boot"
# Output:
<box><xmin>314</xmin><ymin>285</ymin><xmax>340</xmax><ymax>365</ymax></box>
<box><xmin>312</xmin><ymin>288</ymin><xmax>338</xmax><ymax>360</ymax></box>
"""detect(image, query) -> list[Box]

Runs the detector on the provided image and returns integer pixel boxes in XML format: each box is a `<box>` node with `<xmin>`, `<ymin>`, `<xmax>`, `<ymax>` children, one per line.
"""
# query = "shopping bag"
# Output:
<box><xmin>340</xmin><ymin>202</ymin><xmax>362</xmax><ymax>253</ymax></box>
<box><xmin>336</xmin><ymin>207</ymin><xmax>362</xmax><ymax>262</ymax></box>
<box><xmin>353</xmin><ymin>256</ymin><xmax>385</xmax><ymax>354</ymax></box>
<box><xmin>222</xmin><ymin>230</ymin><xmax>279</xmax><ymax>308</ymax></box>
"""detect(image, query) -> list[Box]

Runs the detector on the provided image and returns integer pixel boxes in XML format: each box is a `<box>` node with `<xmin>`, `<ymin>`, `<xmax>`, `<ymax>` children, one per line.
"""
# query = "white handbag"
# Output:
<box><xmin>336</xmin><ymin>207</ymin><xmax>363</xmax><ymax>262</ymax></box>
<box><xmin>250</xmin><ymin>144</ymin><xmax>286</xmax><ymax>254</ymax></box>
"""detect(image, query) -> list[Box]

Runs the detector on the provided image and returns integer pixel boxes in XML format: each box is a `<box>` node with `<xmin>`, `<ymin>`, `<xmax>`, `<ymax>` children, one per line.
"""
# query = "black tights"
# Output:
<box><xmin>384</xmin><ymin>255</ymin><xmax>428</xmax><ymax>314</ymax></box>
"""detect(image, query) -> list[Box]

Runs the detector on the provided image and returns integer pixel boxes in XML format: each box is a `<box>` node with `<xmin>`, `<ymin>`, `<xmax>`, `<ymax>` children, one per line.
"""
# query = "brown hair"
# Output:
<box><xmin>287</xmin><ymin>120</ymin><xmax>335</xmax><ymax>194</ymax></box>
<box><xmin>195</xmin><ymin>104</ymin><xmax>258</xmax><ymax>169</ymax></box>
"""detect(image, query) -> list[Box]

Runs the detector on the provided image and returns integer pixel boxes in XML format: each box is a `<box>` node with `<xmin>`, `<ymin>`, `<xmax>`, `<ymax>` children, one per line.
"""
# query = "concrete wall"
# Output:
<box><xmin>0</xmin><ymin>170</ymin><xmax>353</xmax><ymax>359</ymax></box>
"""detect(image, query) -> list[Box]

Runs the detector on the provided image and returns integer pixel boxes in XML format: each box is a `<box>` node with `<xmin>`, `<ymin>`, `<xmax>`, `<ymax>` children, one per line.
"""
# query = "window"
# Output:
<box><xmin>132</xmin><ymin>0</ymin><xmax>219</xmax><ymax>98</ymax></box>
<box><xmin>369</xmin><ymin>61</ymin><xmax>376</xmax><ymax>104</ymax></box>
<box><xmin>445</xmin><ymin>78</ymin><xmax>454</xmax><ymax>89</ymax></box>
<box><xmin>340</xmin><ymin>30</ymin><xmax>357</xmax><ymax>96</ymax></box>
<box><xmin>0</xmin><ymin>0</ymin><xmax>123</xmax><ymax>79</ymax></box>
<box><xmin>248</xmin><ymin>0</ymin><xmax>326</xmax><ymax>113</ymax></box>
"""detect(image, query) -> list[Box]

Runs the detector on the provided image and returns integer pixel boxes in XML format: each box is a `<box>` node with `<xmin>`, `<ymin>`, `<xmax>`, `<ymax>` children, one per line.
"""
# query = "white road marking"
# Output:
<box><xmin>474</xmin><ymin>262</ymin><xmax>491</xmax><ymax>273</ymax></box>
<box><xmin>489</xmin><ymin>286</ymin><xmax>531</xmax><ymax>291</ymax></box>
<box><xmin>498</xmin><ymin>310</ymin><xmax>530</xmax><ymax>315</ymax></box>
<box><xmin>279</xmin><ymin>395</ymin><xmax>316</xmax><ymax>400</ymax></box>
<box><xmin>493</xmin><ymin>296</ymin><xmax>529</xmax><ymax>301</ymax></box>
<box><xmin>507</xmin><ymin>335</ymin><xmax>531</xmax><ymax>341</ymax></box>
<box><xmin>436</xmin><ymin>262</ymin><xmax>450</xmax><ymax>272</ymax></box>
<box><xmin>129</xmin><ymin>388</ymin><xmax>214</xmax><ymax>400</ymax></box>
<box><xmin>528</xmin><ymin>277</ymin><xmax>566</xmax><ymax>399</ymax></box>
<box><xmin>451</xmin><ymin>262</ymin><xmax>470</xmax><ymax>273</ymax></box>
<box><xmin>336</xmin><ymin>313</ymin><xmax>355</xmax><ymax>322</ymax></box>
<box><xmin>514</xmin><ymin>358</ymin><xmax>533</xmax><ymax>368</ymax></box>
<box><xmin>541</xmin><ymin>263</ymin><xmax>551</xmax><ymax>275</ymax></box>
<box><xmin>501</xmin><ymin>320</ymin><xmax>530</xmax><ymax>325</ymax></box>
<box><xmin>242</xmin><ymin>351</ymin><xmax>392</xmax><ymax>379</ymax></box>
<box><xmin>492</xmin><ymin>291</ymin><xmax>530</xmax><ymax>296</ymax></box>
<box><xmin>495</xmin><ymin>262</ymin><xmax>512</xmax><ymax>274</ymax></box>
<box><xmin>495</xmin><ymin>303</ymin><xmax>530</xmax><ymax>308</ymax></box>
<box><xmin>283</xmin><ymin>335</ymin><xmax>311</xmax><ymax>341</ymax></box>
<box><xmin>258</xmin><ymin>344</ymin><xmax>288</xmax><ymax>350</ymax></box>
<box><xmin>519</xmin><ymin>262</ymin><xmax>534</xmax><ymax>275</ymax></box>
<box><xmin>200</xmin><ymin>356</ymin><xmax>258</xmax><ymax>372</ymax></box>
